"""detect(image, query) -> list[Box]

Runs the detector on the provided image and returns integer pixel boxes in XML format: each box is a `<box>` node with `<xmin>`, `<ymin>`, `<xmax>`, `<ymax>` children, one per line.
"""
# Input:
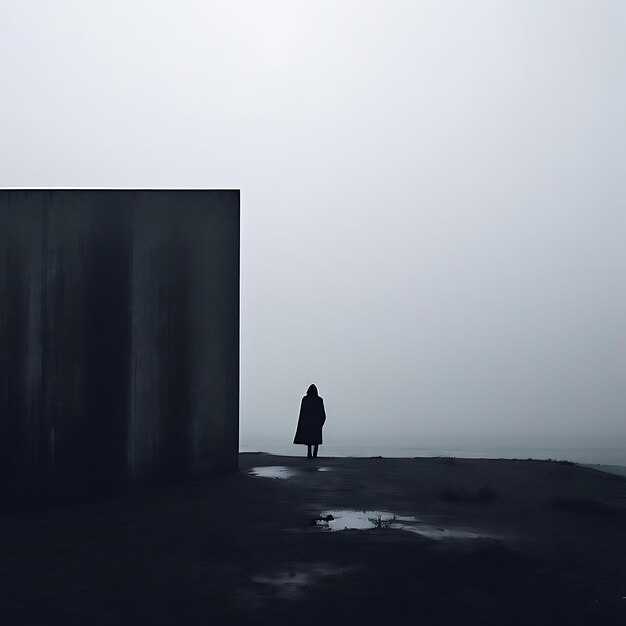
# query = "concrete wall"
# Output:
<box><xmin>0</xmin><ymin>190</ymin><xmax>239</xmax><ymax>508</ymax></box>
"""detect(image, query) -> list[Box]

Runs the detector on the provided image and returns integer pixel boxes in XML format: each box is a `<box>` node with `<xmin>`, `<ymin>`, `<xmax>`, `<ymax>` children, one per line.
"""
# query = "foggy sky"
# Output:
<box><xmin>1</xmin><ymin>1</ymin><xmax>624</xmax><ymax>446</ymax></box>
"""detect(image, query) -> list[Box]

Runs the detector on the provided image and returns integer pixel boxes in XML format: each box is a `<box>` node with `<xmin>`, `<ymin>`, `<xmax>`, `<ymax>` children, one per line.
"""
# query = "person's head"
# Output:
<box><xmin>306</xmin><ymin>384</ymin><xmax>318</xmax><ymax>396</ymax></box>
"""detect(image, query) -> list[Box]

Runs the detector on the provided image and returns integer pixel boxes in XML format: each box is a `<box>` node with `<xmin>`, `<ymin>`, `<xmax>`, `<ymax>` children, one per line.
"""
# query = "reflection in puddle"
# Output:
<box><xmin>403</xmin><ymin>526</ymin><xmax>488</xmax><ymax>540</ymax></box>
<box><xmin>250</xmin><ymin>466</ymin><xmax>331</xmax><ymax>479</ymax></box>
<box><xmin>250</xmin><ymin>466</ymin><xmax>299</xmax><ymax>479</ymax></box>
<box><xmin>252</xmin><ymin>572</ymin><xmax>311</xmax><ymax>598</ymax></box>
<box><xmin>252</xmin><ymin>565</ymin><xmax>348</xmax><ymax>599</ymax></box>
<box><xmin>315</xmin><ymin>509</ymin><xmax>492</xmax><ymax>540</ymax></box>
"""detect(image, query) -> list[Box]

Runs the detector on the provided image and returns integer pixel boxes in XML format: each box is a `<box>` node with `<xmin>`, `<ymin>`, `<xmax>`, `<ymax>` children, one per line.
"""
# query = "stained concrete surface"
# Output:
<box><xmin>0</xmin><ymin>190</ymin><xmax>239</xmax><ymax>508</ymax></box>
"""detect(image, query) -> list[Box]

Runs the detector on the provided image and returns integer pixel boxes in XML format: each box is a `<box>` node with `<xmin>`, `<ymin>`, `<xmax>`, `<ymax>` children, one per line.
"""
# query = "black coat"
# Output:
<box><xmin>293</xmin><ymin>395</ymin><xmax>326</xmax><ymax>445</ymax></box>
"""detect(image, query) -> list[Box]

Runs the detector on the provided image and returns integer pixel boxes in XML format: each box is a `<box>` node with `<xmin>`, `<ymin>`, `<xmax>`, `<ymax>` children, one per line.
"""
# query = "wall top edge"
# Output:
<box><xmin>0</xmin><ymin>188</ymin><xmax>240</xmax><ymax>191</ymax></box>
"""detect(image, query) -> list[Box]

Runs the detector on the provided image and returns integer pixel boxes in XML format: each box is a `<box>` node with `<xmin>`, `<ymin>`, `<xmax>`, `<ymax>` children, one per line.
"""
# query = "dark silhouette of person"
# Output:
<box><xmin>293</xmin><ymin>384</ymin><xmax>326</xmax><ymax>458</ymax></box>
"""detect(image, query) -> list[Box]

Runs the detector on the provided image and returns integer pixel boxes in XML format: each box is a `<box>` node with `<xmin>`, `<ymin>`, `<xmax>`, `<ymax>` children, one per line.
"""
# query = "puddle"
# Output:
<box><xmin>249</xmin><ymin>466</ymin><xmax>331</xmax><ymax>479</ymax></box>
<box><xmin>250</xmin><ymin>466</ymin><xmax>299</xmax><ymax>479</ymax></box>
<box><xmin>252</xmin><ymin>571</ymin><xmax>312</xmax><ymax>598</ymax></box>
<box><xmin>403</xmin><ymin>526</ymin><xmax>489</xmax><ymax>540</ymax></box>
<box><xmin>314</xmin><ymin>509</ymin><xmax>493</xmax><ymax>540</ymax></box>
<box><xmin>252</xmin><ymin>564</ymin><xmax>349</xmax><ymax>599</ymax></box>
<box><xmin>315</xmin><ymin>510</ymin><xmax>411</xmax><ymax>530</ymax></box>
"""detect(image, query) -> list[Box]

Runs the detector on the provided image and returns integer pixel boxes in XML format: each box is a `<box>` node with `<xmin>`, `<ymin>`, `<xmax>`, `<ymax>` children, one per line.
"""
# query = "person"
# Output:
<box><xmin>293</xmin><ymin>384</ymin><xmax>326</xmax><ymax>458</ymax></box>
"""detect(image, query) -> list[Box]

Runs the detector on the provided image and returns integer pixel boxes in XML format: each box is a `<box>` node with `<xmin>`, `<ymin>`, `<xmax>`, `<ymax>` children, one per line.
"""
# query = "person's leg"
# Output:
<box><xmin>307</xmin><ymin>445</ymin><xmax>313</xmax><ymax>458</ymax></box>
<box><xmin>313</xmin><ymin>444</ymin><xmax>319</xmax><ymax>458</ymax></box>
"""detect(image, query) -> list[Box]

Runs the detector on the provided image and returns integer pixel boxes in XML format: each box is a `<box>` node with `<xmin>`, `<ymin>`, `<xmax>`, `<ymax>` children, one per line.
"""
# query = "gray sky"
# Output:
<box><xmin>1</xmin><ymin>1</ymin><xmax>624</xmax><ymax>446</ymax></box>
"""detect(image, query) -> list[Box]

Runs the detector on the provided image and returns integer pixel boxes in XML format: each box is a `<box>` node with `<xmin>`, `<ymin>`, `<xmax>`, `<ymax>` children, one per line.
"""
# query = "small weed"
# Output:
<box><xmin>367</xmin><ymin>514</ymin><xmax>396</xmax><ymax>529</ymax></box>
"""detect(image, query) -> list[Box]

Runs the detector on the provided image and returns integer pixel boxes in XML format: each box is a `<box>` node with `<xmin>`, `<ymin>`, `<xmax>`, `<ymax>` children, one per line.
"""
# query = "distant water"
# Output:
<box><xmin>240</xmin><ymin>435</ymin><xmax>626</xmax><ymax>467</ymax></box>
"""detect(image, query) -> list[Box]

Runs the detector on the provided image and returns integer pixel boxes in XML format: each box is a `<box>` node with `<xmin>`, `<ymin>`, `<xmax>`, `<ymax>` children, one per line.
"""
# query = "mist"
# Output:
<box><xmin>1</xmin><ymin>1</ymin><xmax>624</xmax><ymax>450</ymax></box>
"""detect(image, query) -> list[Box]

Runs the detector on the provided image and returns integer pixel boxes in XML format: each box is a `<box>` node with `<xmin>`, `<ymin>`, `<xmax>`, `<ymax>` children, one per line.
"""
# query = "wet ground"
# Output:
<box><xmin>1</xmin><ymin>453</ymin><xmax>625</xmax><ymax>625</ymax></box>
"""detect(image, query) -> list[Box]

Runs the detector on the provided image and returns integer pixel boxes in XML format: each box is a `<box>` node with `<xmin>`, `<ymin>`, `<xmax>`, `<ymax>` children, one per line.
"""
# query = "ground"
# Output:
<box><xmin>1</xmin><ymin>453</ymin><xmax>625</xmax><ymax>625</ymax></box>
